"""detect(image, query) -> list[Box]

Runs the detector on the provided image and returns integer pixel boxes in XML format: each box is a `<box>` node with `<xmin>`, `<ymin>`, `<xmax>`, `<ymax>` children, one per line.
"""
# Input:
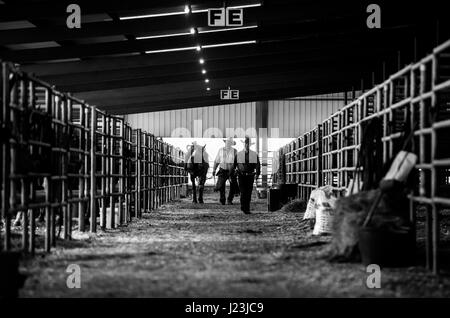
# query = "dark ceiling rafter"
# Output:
<box><xmin>105</xmin><ymin>82</ymin><xmax>359</xmax><ymax>115</ymax></box>
<box><xmin>39</xmin><ymin>47</ymin><xmax>393</xmax><ymax>88</ymax></box>
<box><xmin>53</xmin><ymin>52</ymin><xmax>390</xmax><ymax>94</ymax></box>
<box><xmin>73</xmin><ymin>66</ymin><xmax>378</xmax><ymax>108</ymax></box>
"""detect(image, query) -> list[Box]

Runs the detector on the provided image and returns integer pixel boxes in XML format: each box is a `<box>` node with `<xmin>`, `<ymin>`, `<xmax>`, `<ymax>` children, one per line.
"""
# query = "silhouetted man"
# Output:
<box><xmin>235</xmin><ymin>136</ymin><xmax>260</xmax><ymax>214</ymax></box>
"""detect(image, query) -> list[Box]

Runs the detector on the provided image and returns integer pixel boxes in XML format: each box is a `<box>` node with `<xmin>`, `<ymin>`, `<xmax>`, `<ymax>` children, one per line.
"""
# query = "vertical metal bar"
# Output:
<box><xmin>89</xmin><ymin>106</ymin><xmax>97</xmax><ymax>232</ymax></box>
<box><xmin>431</xmin><ymin>52</ymin><xmax>439</xmax><ymax>274</ymax></box>
<box><xmin>77</xmin><ymin>101</ymin><xmax>85</xmax><ymax>233</ymax></box>
<box><xmin>18</xmin><ymin>77</ymin><xmax>29</xmax><ymax>252</ymax></box>
<box><xmin>124</xmin><ymin>125</ymin><xmax>129</xmax><ymax>222</ymax></box>
<box><xmin>28</xmin><ymin>80</ymin><xmax>35</xmax><ymax>254</ymax></box>
<box><xmin>21</xmin><ymin>180</ymin><xmax>29</xmax><ymax>252</ymax></box>
<box><xmin>142</xmin><ymin>132</ymin><xmax>147</xmax><ymax>214</ymax></box>
<box><xmin>64</xmin><ymin>97</ymin><xmax>70</xmax><ymax>240</ymax></box>
<box><xmin>118</xmin><ymin>119</ymin><xmax>124</xmax><ymax>225</ymax></box>
<box><xmin>84</xmin><ymin>106</ymin><xmax>89</xmax><ymax>232</ymax></box>
<box><xmin>136</xmin><ymin>129</ymin><xmax>141</xmax><ymax>217</ymax></box>
<box><xmin>101</xmin><ymin>114</ymin><xmax>106</xmax><ymax>229</ymax></box>
<box><xmin>29</xmin><ymin>180</ymin><xmax>35</xmax><ymax>255</ymax></box>
<box><xmin>51</xmin><ymin>94</ymin><xmax>57</xmax><ymax>248</ymax></box>
<box><xmin>44</xmin><ymin>88</ymin><xmax>52</xmax><ymax>253</ymax></box>
<box><xmin>2</xmin><ymin>63</ymin><xmax>12</xmax><ymax>251</ymax></box>
<box><xmin>45</xmin><ymin>175</ymin><xmax>51</xmax><ymax>252</ymax></box>
<box><xmin>109</xmin><ymin>116</ymin><xmax>115</xmax><ymax>229</ymax></box>
<box><xmin>317</xmin><ymin>124</ymin><xmax>322</xmax><ymax>187</ymax></box>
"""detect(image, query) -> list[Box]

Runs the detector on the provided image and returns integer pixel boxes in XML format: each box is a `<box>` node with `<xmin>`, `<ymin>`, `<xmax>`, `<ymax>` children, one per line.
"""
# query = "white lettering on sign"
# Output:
<box><xmin>220</xmin><ymin>89</ymin><xmax>240</xmax><ymax>100</ymax></box>
<box><xmin>208</xmin><ymin>8</ymin><xmax>243</xmax><ymax>27</ymax></box>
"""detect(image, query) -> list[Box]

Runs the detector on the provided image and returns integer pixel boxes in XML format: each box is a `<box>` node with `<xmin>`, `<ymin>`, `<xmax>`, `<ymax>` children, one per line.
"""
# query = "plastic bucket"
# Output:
<box><xmin>358</xmin><ymin>227</ymin><xmax>415</xmax><ymax>267</ymax></box>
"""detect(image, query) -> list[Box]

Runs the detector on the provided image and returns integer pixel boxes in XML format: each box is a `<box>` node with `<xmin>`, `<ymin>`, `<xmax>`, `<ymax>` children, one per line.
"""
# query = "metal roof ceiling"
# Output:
<box><xmin>0</xmin><ymin>0</ymin><xmax>448</xmax><ymax>114</ymax></box>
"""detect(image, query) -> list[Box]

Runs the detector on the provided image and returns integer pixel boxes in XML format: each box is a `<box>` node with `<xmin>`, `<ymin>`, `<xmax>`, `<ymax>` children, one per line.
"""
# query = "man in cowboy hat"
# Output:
<box><xmin>212</xmin><ymin>137</ymin><xmax>239</xmax><ymax>205</ymax></box>
<box><xmin>235</xmin><ymin>136</ymin><xmax>260</xmax><ymax>214</ymax></box>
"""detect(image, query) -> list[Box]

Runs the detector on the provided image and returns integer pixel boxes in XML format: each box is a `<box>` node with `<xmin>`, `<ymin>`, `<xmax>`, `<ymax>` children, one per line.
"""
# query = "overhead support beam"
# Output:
<box><xmin>0</xmin><ymin>0</ymin><xmax>228</xmax><ymax>22</ymax></box>
<box><xmin>70</xmin><ymin>64</ymin><xmax>376</xmax><ymax>106</ymax></box>
<box><xmin>51</xmin><ymin>53</ymin><xmax>388</xmax><ymax>93</ymax></box>
<box><xmin>19</xmin><ymin>30</ymin><xmax>414</xmax><ymax>76</ymax></box>
<box><xmin>75</xmin><ymin>77</ymin><xmax>359</xmax><ymax>107</ymax></box>
<box><xmin>102</xmin><ymin>83</ymin><xmax>353</xmax><ymax>115</ymax></box>
<box><xmin>2</xmin><ymin>23</ymin><xmax>417</xmax><ymax>63</ymax></box>
<box><xmin>38</xmin><ymin>47</ymin><xmax>394</xmax><ymax>88</ymax></box>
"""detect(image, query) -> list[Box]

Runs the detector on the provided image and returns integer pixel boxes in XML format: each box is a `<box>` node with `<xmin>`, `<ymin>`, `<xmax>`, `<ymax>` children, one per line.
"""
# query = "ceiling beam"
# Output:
<box><xmin>1</xmin><ymin>21</ymin><xmax>417</xmax><ymax>63</ymax></box>
<box><xmin>105</xmin><ymin>82</ymin><xmax>355</xmax><ymax>115</ymax></box>
<box><xmin>19</xmin><ymin>26</ymin><xmax>416</xmax><ymax>77</ymax></box>
<box><xmin>73</xmin><ymin>67</ymin><xmax>374</xmax><ymax>106</ymax></box>
<box><xmin>0</xmin><ymin>0</ymin><xmax>230</xmax><ymax>22</ymax></box>
<box><xmin>44</xmin><ymin>48</ymin><xmax>392</xmax><ymax>90</ymax></box>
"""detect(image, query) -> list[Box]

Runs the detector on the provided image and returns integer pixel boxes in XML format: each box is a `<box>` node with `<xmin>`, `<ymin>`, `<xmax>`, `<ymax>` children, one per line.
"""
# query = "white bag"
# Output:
<box><xmin>303</xmin><ymin>189</ymin><xmax>319</xmax><ymax>220</ymax></box>
<box><xmin>303</xmin><ymin>186</ymin><xmax>337</xmax><ymax>235</ymax></box>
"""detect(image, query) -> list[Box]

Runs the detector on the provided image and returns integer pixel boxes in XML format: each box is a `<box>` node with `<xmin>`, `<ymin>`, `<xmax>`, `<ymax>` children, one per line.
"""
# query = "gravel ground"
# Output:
<box><xmin>17</xmin><ymin>188</ymin><xmax>450</xmax><ymax>298</ymax></box>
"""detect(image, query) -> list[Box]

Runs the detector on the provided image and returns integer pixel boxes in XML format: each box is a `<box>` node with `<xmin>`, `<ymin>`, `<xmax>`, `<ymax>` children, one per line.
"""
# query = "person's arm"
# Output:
<box><xmin>256</xmin><ymin>154</ymin><xmax>261</xmax><ymax>179</ymax></box>
<box><xmin>232</xmin><ymin>148</ymin><xmax>238</xmax><ymax>171</ymax></box>
<box><xmin>212</xmin><ymin>149</ymin><xmax>221</xmax><ymax>175</ymax></box>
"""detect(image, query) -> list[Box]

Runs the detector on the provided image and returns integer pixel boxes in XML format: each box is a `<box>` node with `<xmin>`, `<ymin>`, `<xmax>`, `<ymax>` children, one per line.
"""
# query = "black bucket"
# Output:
<box><xmin>0</xmin><ymin>252</ymin><xmax>27</xmax><ymax>298</ymax></box>
<box><xmin>358</xmin><ymin>227</ymin><xmax>415</xmax><ymax>267</ymax></box>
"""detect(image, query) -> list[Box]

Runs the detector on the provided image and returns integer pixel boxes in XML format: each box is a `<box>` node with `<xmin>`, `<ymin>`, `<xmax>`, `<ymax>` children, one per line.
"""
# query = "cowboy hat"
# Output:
<box><xmin>241</xmin><ymin>135</ymin><xmax>255</xmax><ymax>145</ymax></box>
<box><xmin>223</xmin><ymin>137</ymin><xmax>236</xmax><ymax>145</ymax></box>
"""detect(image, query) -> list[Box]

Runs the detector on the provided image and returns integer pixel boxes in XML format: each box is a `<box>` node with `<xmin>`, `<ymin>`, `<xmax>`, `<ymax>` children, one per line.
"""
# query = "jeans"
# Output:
<box><xmin>238</xmin><ymin>173</ymin><xmax>255</xmax><ymax>212</ymax></box>
<box><xmin>215</xmin><ymin>169</ymin><xmax>238</xmax><ymax>204</ymax></box>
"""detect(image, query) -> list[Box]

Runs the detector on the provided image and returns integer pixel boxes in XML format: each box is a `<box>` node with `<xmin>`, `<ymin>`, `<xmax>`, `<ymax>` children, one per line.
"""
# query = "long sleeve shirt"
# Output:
<box><xmin>214</xmin><ymin>147</ymin><xmax>237</xmax><ymax>171</ymax></box>
<box><xmin>235</xmin><ymin>149</ymin><xmax>261</xmax><ymax>176</ymax></box>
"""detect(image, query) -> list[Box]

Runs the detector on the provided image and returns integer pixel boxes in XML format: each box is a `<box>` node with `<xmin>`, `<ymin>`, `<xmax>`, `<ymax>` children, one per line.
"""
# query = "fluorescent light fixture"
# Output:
<box><xmin>145</xmin><ymin>46</ymin><xmax>197</xmax><ymax>54</ymax></box>
<box><xmin>229</xmin><ymin>3</ymin><xmax>262</xmax><ymax>9</ymax></box>
<box><xmin>206</xmin><ymin>87</ymin><xmax>211</xmax><ymax>91</ymax></box>
<box><xmin>136</xmin><ymin>26</ymin><xmax>257</xmax><ymax>41</ymax></box>
<box><xmin>192</xmin><ymin>3</ymin><xmax>261</xmax><ymax>13</ymax></box>
<box><xmin>199</xmin><ymin>58</ymin><xmax>205</xmax><ymax>64</ymax></box>
<box><xmin>136</xmin><ymin>31</ymin><xmax>191</xmax><ymax>40</ymax></box>
<box><xmin>199</xmin><ymin>25</ymin><xmax>258</xmax><ymax>34</ymax></box>
<box><xmin>192</xmin><ymin>8</ymin><xmax>209</xmax><ymax>13</ymax></box>
<box><xmin>205</xmin><ymin>79</ymin><xmax>209</xmax><ymax>83</ymax></box>
<box><xmin>202</xmin><ymin>69</ymin><xmax>206</xmax><ymax>74</ymax></box>
<box><xmin>120</xmin><ymin>11</ymin><xmax>186</xmax><ymax>20</ymax></box>
<box><xmin>202</xmin><ymin>40</ymin><xmax>256</xmax><ymax>49</ymax></box>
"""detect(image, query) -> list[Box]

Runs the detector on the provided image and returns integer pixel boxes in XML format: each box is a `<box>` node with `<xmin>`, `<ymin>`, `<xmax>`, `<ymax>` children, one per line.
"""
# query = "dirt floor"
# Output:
<box><xmin>16</xmin><ymin>187</ymin><xmax>450</xmax><ymax>298</ymax></box>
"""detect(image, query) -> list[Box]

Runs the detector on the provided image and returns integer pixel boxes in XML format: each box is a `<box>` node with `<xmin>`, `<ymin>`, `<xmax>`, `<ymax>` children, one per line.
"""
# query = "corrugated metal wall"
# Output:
<box><xmin>268</xmin><ymin>93</ymin><xmax>346</xmax><ymax>138</ymax></box>
<box><xmin>125</xmin><ymin>93</ymin><xmax>347</xmax><ymax>138</ymax></box>
<box><xmin>125</xmin><ymin>102</ymin><xmax>256</xmax><ymax>138</ymax></box>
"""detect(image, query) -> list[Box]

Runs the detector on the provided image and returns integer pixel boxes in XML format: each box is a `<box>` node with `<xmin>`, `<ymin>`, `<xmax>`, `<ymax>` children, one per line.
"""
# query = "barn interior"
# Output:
<box><xmin>1</xmin><ymin>0</ymin><xmax>450</xmax><ymax>298</ymax></box>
